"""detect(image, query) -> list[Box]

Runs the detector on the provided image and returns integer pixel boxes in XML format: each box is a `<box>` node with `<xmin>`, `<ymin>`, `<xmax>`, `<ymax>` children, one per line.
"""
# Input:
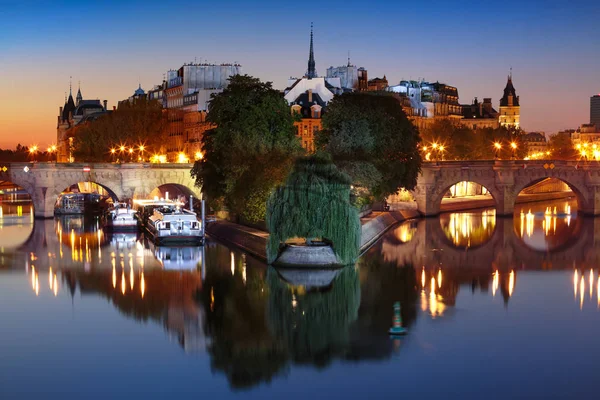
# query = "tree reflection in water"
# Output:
<box><xmin>267</xmin><ymin>266</ymin><xmax>360</xmax><ymax>367</ymax></box>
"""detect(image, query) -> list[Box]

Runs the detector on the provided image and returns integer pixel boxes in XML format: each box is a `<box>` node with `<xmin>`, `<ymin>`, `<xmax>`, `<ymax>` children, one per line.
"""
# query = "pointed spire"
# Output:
<box><xmin>306</xmin><ymin>22</ymin><xmax>317</xmax><ymax>79</ymax></box>
<box><xmin>76</xmin><ymin>80</ymin><xmax>83</xmax><ymax>106</ymax></box>
<box><xmin>347</xmin><ymin>50</ymin><xmax>351</xmax><ymax>67</ymax></box>
<box><xmin>69</xmin><ymin>76</ymin><xmax>72</xmax><ymax>96</ymax></box>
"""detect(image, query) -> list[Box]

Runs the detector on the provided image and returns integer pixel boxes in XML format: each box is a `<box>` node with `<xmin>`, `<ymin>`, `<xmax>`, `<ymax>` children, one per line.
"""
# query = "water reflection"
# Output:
<box><xmin>515</xmin><ymin>198</ymin><xmax>579</xmax><ymax>251</ymax></box>
<box><xmin>572</xmin><ymin>269</ymin><xmax>600</xmax><ymax>310</ymax></box>
<box><xmin>3</xmin><ymin>206</ymin><xmax>600</xmax><ymax>395</ymax></box>
<box><xmin>440</xmin><ymin>209</ymin><xmax>496</xmax><ymax>247</ymax></box>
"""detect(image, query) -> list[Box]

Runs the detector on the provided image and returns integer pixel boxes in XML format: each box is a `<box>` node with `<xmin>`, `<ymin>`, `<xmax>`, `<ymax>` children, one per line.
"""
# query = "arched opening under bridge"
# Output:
<box><xmin>513</xmin><ymin>177</ymin><xmax>581</xmax><ymax>252</ymax></box>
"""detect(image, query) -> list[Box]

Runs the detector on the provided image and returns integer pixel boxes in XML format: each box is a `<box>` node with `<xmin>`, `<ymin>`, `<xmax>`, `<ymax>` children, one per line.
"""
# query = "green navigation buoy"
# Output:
<box><xmin>389</xmin><ymin>301</ymin><xmax>407</xmax><ymax>336</ymax></box>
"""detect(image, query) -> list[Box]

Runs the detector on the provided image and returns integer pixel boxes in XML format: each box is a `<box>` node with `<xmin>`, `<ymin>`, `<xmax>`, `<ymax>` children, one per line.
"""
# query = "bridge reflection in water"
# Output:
<box><xmin>3</xmin><ymin>199</ymin><xmax>600</xmax><ymax>391</ymax></box>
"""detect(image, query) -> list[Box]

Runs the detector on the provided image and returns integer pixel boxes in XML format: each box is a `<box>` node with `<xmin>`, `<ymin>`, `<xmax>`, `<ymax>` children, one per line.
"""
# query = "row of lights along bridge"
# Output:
<box><xmin>26</xmin><ymin>144</ymin><xmax>203</xmax><ymax>164</ymax></box>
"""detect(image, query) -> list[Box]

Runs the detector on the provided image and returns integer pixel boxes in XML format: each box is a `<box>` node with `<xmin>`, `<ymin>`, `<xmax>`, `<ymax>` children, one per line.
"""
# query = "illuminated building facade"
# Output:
<box><xmin>521</xmin><ymin>132</ymin><xmax>547</xmax><ymax>156</ymax></box>
<box><xmin>57</xmin><ymin>83</ymin><xmax>109</xmax><ymax>162</ymax></box>
<box><xmin>285</xmin><ymin>25</ymin><xmax>340</xmax><ymax>152</ymax></box>
<box><xmin>387</xmin><ymin>80</ymin><xmax>462</xmax><ymax>130</ymax></box>
<box><xmin>498</xmin><ymin>73</ymin><xmax>520</xmax><ymax>129</ymax></box>
<box><xmin>164</xmin><ymin>63</ymin><xmax>242</xmax><ymax>161</ymax></box>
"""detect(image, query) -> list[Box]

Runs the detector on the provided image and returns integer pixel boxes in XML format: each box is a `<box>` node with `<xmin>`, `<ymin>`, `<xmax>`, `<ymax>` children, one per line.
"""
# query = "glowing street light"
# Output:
<box><xmin>494</xmin><ymin>142</ymin><xmax>502</xmax><ymax>159</ymax></box>
<box><xmin>177</xmin><ymin>152</ymin><xmax>189</xmax><ymax>163</ymax></box>
<box><xmin>510</xmin><ymin>141</ymin><xmax>517</xmax><ymax>159</ymax></box>
<box><xmin>119</xmin><ymin>145</ymin><xmax>126</xmax><ymax>153</ymax></box>
<box><xmin>194</xmin><ymin>151</ymin><xmax>203</xmax><ymax>161</ymax></box>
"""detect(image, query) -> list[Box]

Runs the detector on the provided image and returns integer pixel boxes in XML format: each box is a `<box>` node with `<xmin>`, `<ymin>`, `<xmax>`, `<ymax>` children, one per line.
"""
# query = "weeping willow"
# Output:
<box><xmin>266</xmin><ymin>156</ymin><xmax>360</xmax><ymax>265</ymax></box>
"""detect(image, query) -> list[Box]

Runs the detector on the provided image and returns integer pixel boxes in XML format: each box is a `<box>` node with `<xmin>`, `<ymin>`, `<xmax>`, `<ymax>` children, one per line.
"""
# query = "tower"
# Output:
<box><xmin>306</xmin><ymin>23</ymin><xmax>317</xmax><ymax>79</ymax></box>
<box><xmin>76</xmin><ymin>81</ymin><xmax>83</xmax><ymax>106</ymax></box>
<box><xmin>498</xmin><ymin>70</ymin><xmax>520</xmax><ymax>129</ymax></box>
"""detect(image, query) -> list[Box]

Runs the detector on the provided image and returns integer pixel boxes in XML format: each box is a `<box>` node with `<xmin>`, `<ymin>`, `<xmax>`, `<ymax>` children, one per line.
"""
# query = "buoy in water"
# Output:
<box><xmin>389</xmin><ymin>301</ymin><xmax>407</xmax><ymax>336</ymax></box>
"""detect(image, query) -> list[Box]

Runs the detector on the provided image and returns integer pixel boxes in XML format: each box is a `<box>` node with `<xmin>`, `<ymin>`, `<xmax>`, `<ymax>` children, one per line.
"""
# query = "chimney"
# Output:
<box><xmin>308</xmin><ymin>89</ymin><xmax>313</xmax><ymax>103</ymax></box>
<box><xmin>103</xmin><ymin>100</ymin><xmax>108</xmax><ymax>111</ymax></box>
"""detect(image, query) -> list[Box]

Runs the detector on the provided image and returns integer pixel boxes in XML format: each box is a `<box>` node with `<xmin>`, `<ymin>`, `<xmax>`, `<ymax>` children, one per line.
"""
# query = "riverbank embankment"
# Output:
<box><xmin>206</xmin><ymin>210</ymin><xmax>420</xmax><ymax>262</ymax></box>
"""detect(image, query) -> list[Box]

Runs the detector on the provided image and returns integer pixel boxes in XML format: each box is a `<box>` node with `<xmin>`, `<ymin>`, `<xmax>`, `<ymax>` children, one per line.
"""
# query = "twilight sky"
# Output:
<box><xmin>1</xmin><ymin>0</ymin><xmax>599</xmax><ymax>148</ymax></box>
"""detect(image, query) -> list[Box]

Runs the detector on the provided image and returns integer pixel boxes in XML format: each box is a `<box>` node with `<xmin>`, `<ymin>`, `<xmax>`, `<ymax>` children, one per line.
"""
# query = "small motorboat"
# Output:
<box><xmin>103</xmin><ymin>202</ymin><xmax>140</xmax><ymax>231</ymax></box>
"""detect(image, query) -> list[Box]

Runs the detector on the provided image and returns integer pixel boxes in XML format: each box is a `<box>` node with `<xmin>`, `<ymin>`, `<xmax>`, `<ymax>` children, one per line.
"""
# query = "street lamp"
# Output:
<box><xmin>194</xmin><ymin>151</ymin><xmax>203</xmax><ymax>161</ymax></box>
<box><xmin>510</xmin><ymin>142</ymin><xmax>517</xmax><ymax>159</ymax></box>
<box><xmin>439</xmin><ymin>145</ymin><xmax>445</xmax><ymax>161</ymax></box>
<box><xmin>29</xmin><ymin>145</ymin><xmax>38</xmax><ymax>161</ymax></box>
<box><xmin>494</xmin><ymin>142</ymin><xmax>502</xmax><ymax>159</ymax></box>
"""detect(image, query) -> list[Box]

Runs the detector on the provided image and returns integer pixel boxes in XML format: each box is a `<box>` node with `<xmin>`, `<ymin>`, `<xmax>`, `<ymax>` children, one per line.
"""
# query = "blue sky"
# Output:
<box><xmin>1</xmin><ymin>0</ymin><xmax>599</xmax><ymax>147</ymax></box>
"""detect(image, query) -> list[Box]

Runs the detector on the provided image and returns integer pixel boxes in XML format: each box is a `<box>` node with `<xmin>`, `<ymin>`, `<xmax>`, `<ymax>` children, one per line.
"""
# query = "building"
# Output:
<box><xmin>367</xmin><ymin>76</ymin><xmax>388</xmax><ymax>91</ymax></box>
<box><xmin>460</xmin><ymin>98</ymin><xmax>499</xmax><ymax>130</ymax></box>
<box><xmin>521</xmin><ymin>132</ymin><xmax>547</xmax><ymax>156</ymax></box>
<box><xmin>325</xmin><ymin>63</ymin><xmax>368</xmax><ymax>92</ymax></box>
<box><xmin>284</xmin><ymin>24</ymin><xmax>342</xmax><ymax>152</ymax></box>
<box><xmin>387</xmin><ymin>80</ymin><xmax>462</xmax><ymax>130</ymax></box>
<box><xmin>572</xmin><ymin>124</ymin><xmax>600</xmax><ymax>147</ymax></box>
<box><xmin>118</xmin><ymin>84</ymin><xmax>146</xmax><ymax>106</ymax></box>
<box><xmin>591</xmin><ymin>95</ymin><xmax>600</xmax><ymax>127</ymax></box>
<box><xmin>498</xmin><ymin>73</ymin><xmax>520</xmax><ymax>129</ymax></box>
<box><xmin>163</xmin><ymin>63</ymin><xmax>242</xmax><ymax>161</ymax></box>
<box><xmin>57</xmin><ymin>83</ymin><xmax>109</xmax><ymax>162</ymax></box>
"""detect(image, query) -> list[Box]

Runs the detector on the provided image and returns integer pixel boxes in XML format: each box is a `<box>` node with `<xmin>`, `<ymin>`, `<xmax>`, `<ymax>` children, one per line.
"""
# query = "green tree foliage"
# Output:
<box><xmin>191</xmin><ymin>75</ymin><xmax>303</xmax><ymax>222</ymax></box>
<box><xmin>420</xmin><ymin>121</ymin><xmax>528</xmax><ymax>160</ymax></box>
<box><xmin>73</xmin><ymin>100</ymin><xmax>166</xmax><ymax>162</ymax></box>
<box><xmin>318</xmin><ymin>92</ymin><xmax>421</xmax><ymax>199</ymax></box>
<box><xmin>548</xmin><ymin>132</ymin><xmax>577</xmax><ymax>160</ymax></box>
<box><xmin>266</xmin><ymin>156</ymin><xmax>360</xmax><ymax>265</ymax></box>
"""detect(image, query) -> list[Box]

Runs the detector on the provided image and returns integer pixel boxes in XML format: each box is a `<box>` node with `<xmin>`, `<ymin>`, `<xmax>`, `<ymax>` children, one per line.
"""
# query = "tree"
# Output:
<box><xmin>317</xmin><ymin>92</ymin><xmax>421</xmax><ymax>201</ymax></box>
<box><xmin>72</xmin><ymin>99</ymin><xmax>167</xmax><ymax>162</ymax></box>
<box><xmin>266</xmin><ymin>156</ymin><xmax>360</xmax><ymax>265</ymax></box>
<box><xmin>191</xmin><ymin>75</ymin><xmax>303</xmax><ymax>222</ymax></box>
<box><xmin>548</xmin><ymin>132</ymin><xmax>577</xmax><ymax>160</ymax></box>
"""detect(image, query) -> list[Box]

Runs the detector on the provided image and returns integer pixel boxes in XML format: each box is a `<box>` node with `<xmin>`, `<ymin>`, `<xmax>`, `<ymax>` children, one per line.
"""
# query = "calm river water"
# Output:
<box><xmin>1</xmin><ymin>197</ymin><xmax>599</xmax><ymax>399</ymax></box>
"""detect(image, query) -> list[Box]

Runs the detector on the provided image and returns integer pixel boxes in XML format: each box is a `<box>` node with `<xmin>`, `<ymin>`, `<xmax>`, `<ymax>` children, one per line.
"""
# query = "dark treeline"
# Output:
<box><xmin>0</xmin><ymin>144</ymin><xmax>55</xmax><ymax>162</ymax></box>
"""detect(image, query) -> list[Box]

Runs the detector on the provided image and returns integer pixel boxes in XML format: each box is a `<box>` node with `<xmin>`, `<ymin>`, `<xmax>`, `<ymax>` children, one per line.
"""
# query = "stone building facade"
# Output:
<box><xmin>163</xmin><ymin>63</ymin><xmax>241</xmax><ymax>161</ymax></box>
<box><xmin>57</xmin><ymin>84</ymin><xmax>108</xmax><ymax>162</ymax></box>
<box><xmin>460</xmin><ymin>98</ymin><xmax>499</xmax><ymax>130</ymax></box>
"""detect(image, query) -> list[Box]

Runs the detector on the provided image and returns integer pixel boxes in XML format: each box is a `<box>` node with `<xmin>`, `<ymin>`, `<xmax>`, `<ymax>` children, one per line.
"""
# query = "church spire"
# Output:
<box><xmin>306</xmin><ymin>23</ymin><xmax>317</xmax><ymax>79</ymax></box>
<box><xmin>76</xmin><ymin>81</ymin><xmax>82</xmax><ymax>106</ymax></box>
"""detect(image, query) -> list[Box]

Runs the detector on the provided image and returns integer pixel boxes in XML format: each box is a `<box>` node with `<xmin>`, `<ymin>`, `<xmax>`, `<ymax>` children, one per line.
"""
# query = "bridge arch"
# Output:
<box><xmin>413</xmin><ymin>178</ymin><xmax>500</xmax><ymax>217</ymax></box>
<box><xmin>511</xmin><ymin>176</ymin><xmax>586</xmax><ymax>214</ymax></box>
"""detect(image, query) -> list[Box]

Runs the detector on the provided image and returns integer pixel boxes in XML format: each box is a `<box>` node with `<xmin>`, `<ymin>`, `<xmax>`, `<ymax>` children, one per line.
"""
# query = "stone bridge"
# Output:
<box><xmin>0</xmin><ymin>162</ymin><xmax>199</xmax><ymax>218</ymax></box>
<box><xmin>376</xmin><ymin>217</ymin><xmax>600</xmax><ymax>272</ymax></box>
<box><xmin>413</xmin><ymin>160</ymin><xmax>600</xmax><ymax>216</ymax></box>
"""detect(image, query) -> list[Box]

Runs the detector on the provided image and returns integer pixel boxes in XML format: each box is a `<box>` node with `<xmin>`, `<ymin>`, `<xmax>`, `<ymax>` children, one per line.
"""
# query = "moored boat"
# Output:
<box><xmin>54</xmin><ymin>192</ymin><xmax>109</xmax><ymax>215</ymax></box>
<box><xmin>103</xmin><ymin>202</ymin><xmax>140</xmax><ymax>231</ymax></box>
<box><xmin>145</xmin><ymin>203</ymin><xmax>204</xmax><ymax>245</ymax></box>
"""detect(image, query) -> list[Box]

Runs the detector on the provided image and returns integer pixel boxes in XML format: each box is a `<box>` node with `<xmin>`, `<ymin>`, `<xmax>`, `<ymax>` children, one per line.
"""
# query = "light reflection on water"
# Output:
<box><xmin>1</xmin><ymin>200</ymin><xmax>600</xmax><ymax>397</ymax></box>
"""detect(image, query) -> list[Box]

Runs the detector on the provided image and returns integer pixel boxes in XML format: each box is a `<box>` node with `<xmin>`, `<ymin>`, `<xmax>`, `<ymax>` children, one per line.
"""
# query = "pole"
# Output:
<box><xmin>190</xmin><ymin>195</ymin><xmax>194</xmax><ymax>212</ymax></box>
<box><xmin>201</xmin><ymin>199</ymin><xmax>206</xmax><ymax>237</ymax></box>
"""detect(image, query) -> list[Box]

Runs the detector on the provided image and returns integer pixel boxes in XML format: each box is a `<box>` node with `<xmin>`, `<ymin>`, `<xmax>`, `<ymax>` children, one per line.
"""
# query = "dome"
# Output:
<box><xmin>134</xmin><ymin>84</ymin><xmax>145</xmax><ymax>96</ymax></box>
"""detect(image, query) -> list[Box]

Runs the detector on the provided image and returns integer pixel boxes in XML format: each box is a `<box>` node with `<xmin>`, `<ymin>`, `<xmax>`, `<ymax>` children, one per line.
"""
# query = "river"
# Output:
<box><xmin>1</xmin><ymin>197</ymin><xmax>599</xmax><ymax>399</ymax></box>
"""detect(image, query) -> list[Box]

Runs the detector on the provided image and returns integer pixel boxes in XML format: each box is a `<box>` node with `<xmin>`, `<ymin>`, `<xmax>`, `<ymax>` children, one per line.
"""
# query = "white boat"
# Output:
<box><xmin>145</xmin><ymin>204</ymin><xmax>204</xmax><ymax>244</ymax></box>
<box><xmin>103</xmin><ymin>202</ymin><xmax>140</xmax><ymax>231</ymax></box>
